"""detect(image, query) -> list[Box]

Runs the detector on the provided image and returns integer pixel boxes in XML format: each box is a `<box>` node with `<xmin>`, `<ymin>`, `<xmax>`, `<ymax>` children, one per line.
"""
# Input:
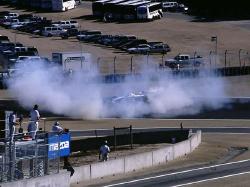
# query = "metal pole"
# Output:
<box><xmin>193</xmin><ymin>51</ymin><xmax>197</xmax><ymax>68</ymax></box>
<box><xmin>97</xmin><ymin>57</ymin><xmax>100</xmax><ymax>69</ymax></box>
<box><xmin>215</xmin><ymin>37</ymin><xmax>218</xmax><ymax>57</ymax></box>
<box><xmin>239</xmin><ymin>49</ymin><xmax>242</xmax><ymax>68</ymax></box>
<box><xmin>224</xmin><ymin>50</ymin><xmax>228</xmax><ymax>68</ymax></box>
<box><xmin>161</xmin><ymin>54</ymin><xmax>165</xmax><ymax>67</ymax></box>
<box><xmin>113</xmin><ymin>127</ymin><xmax>116</xmax><ymax>151</ymax></box>
<box><xmin>130</xmin><ymin>56</ymin><xmax>133</xmax><ymax>74</ymax></box>
<box><xmin>113</xmin><ymin>56</ymin><xmax>116</xmax><ymax>74</ymax></box>
<box><xmin>130</xmin><ymin>125</ymin><xmax>133</xmax><ymax>149</ymax></box>
<box><xmin>147</xmin><ymin>53</ymin><xmax>149</xmax><ymax>65</ymax></box>
<box><xmin>209</xmin><ymin>51</ymin><xmax>212</xmax><ymax>69</ymax></box>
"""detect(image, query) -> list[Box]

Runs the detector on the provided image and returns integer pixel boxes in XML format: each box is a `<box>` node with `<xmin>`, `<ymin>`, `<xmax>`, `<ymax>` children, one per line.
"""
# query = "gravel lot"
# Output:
<box><xmin>0</xmin><ymin>2</ymin><xmax>250</xmax><ymax>67</ymax></box>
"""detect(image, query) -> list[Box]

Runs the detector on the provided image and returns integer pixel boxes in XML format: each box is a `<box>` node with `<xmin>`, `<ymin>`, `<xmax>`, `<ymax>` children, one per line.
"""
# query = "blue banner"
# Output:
<box><xmin>48</xmin><ymin>133</ymin><xmax>71</xmax><ymax>159</ymax></box>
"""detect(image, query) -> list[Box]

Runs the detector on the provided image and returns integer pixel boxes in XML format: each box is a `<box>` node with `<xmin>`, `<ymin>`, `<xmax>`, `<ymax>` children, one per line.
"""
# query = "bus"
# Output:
<box><xmin>92</xmin><ymin>0</ymin><xmax>113</xmax><ymax>17</ymax></box>
<box><xmin>137</xmin><ymin>2</ymin><xmax>162</xmax><ymax>21</ymax></box>
<box><xmin>112</xmin><ymin>0</ymin><xmax>148</xmax><ymax>20</ymax></box>
<box><xmin>110</xmin><ymin>0</ymin><xmax>142</xmax><ymax>20</ymax></box>
<box><xmin>51</xmin><ymin>0</ymin><xmax>76</xmax><ymax>11</ymax></box>
<box><xmin>121</xmin><ymin>1</ymin><xmax>150</xmax><ymax>20</ymax></box>
<box><xmin>102</xmin><ymin>0</ymin><xmax>128</xmax><ymax>21</ymax></box>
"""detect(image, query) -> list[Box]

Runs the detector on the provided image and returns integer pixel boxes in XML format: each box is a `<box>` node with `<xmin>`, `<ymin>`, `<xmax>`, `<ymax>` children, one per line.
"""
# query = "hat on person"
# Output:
<box><xmin>34</xmin><ymin>104</ymin><xmax>39</xmax><ymax>110</ymax></box>
<box><xmin>104</xmin><ymin>140</ymin><xmax>108</xmax><ymax>144</ymax></box>
<box><xmin>54</xmin><ymin>121</ymin><xmax>60</xmax><ymax>126</ymax></box>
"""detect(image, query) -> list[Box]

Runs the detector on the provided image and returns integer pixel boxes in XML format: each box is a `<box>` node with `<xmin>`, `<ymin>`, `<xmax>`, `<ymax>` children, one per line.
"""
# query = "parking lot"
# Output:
<box><xmin>0</xmin><ymin>1</ymin><xmax>250</xmax><ymax>70</ymax></box>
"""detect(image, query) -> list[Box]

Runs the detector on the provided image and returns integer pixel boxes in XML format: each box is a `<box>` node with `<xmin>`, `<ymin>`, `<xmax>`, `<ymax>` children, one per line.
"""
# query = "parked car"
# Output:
<box><xmin>164</xmin><ymin>54</ymin><xmax>204</xmax><ymax>69</ymax></box>
<box><xmin>127</xmin><ymin>44</ymin><xmax>151</xmax><ymax>54</ymax></box>
<box><xmin>60</xmin><ymin>28</ymin><xmax>79</xmax><ymax>39</ymax></box>
<box><xmin>4</xmin><ymin>12</ymin><xmax>19</xmax><ymax>19</ymax></box>
<box><xmin>0</xmin><ymin>35</ymin><xmax>9</xmax><ymax>42</ymax></box>
<box><xmin>120</xmin><ymin>39</ymin><xmax>148</xmax><ymax>50</ymax></box>
<box><xmin>77</xmin><ymin>31</ymin><xmax>102</xmax><ymax>41</ymax></box>
<box><xmin>149</xmin><ymin>43</ymin><xmax>171</xmax><ymax>54</ymax></box>
<box><xmin>53</xmin><ymin>20</ymin><xmax>79</xmax><ymax>29</ymax></box>
<box><xmin>15</xmin><ymin>56</ymin><xmax>42</xmax><ymax>63</ymax></box>
<box><xmin>42</xmin><ymin>26</ymin><xmax>67</xmax><ymax>37</ymax></box>
<box><xmin>96</xmin><ymin>35</ymin><xmax>113</xmax><ymax>45</ymax></box>
<box><xmin>111</xmin><ymin>35</ymin><xmax>137</xmax><ymax>48</ymax></box>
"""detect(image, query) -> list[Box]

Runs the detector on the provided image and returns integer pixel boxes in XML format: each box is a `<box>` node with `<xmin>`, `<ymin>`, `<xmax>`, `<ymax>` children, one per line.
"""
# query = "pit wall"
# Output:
<box><xmin>70</xmin><ymin>130</ymin><xmax>202</xmax><ymax>184</ymax></box>
<box><xmin>1</xmin><ymin>171</ymin><xmax>70</xmax><ymax>187</ymax></box>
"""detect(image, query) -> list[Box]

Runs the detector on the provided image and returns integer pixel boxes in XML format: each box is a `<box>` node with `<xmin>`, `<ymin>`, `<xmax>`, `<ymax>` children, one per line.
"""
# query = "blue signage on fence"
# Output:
<box><xmin>48</xmin><ymin>133</ymin><xmax>71</xmax><ymax>159</ymax></box>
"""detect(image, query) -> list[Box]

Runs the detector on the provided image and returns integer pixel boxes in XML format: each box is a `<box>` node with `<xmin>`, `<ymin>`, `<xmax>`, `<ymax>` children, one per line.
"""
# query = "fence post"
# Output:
<box><xmin>130</xmin><ymin>56</ymin><xmax>133</xmax><ymax>74</ymax></box>
<box><xmin>146</xmin><ymin>53</ymin><xmax>149</xmax><ymax>65</ymax></box>
<box><xmin>224</xmin><ymin>50</ymin><xmax>227</xmax><ymax>68</ymax></box>
<box><xmin>113</xmin><ymin>56</ymin><xmax>117</xmax><ymax>74</ymax></box>
<box><xmin>239</xmin><ymin>49</ymin><xmax>242</xmax><ymax>68</ymax></box>
<box><xmin>130</xmin><ymin>125</ymin><xmax>133</xmax><ymax>149</ymax></box>
<box><xmin>113</xmin><ymin>127</ymin><xmax>116</xmax><ymax>151</ymax></box>
<box><xmin>97</xmin><ymin>57</ymin><xmax>101</xmax><ymax>69</ymax></box>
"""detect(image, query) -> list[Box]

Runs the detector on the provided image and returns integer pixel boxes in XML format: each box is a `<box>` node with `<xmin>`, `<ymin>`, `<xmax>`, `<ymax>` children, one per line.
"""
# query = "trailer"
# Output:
<box><xmin>52</xmin><ymin>52</ymin><xmax>92</xmax><ymax>71</ymax></box>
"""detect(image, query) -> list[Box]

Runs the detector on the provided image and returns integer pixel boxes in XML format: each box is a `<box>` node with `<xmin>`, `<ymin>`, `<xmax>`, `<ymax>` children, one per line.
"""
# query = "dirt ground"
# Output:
<box><xmin>0</xmin><ymin>2</ymin><xmax>250</xmax><ymax>68</ymax></box>
<box><xmin>0</xmin><ymin>3</ymin><xmax>250</xmax><ymax>186</ymax></box>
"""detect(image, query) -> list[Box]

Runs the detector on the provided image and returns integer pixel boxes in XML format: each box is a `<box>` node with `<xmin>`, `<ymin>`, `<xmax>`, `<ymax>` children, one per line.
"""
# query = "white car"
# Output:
<box><xmin>15</xmin><ymin>56</ymin><xmax>42</xmax><ymax>63</ymax></box>
<box><xmin>127</xmin><ymin>44</ymin><xmax>151</xmax><ymax>54</ymax></box>
<box><xmin>52</xmin><ymin>20</ymin><xmax>79</xmax><ymax>29</ymax></box>
<box><xmin>42</xmin><ymin>27</ymin><xmax>67</xmax><ymax>37</ymax></box>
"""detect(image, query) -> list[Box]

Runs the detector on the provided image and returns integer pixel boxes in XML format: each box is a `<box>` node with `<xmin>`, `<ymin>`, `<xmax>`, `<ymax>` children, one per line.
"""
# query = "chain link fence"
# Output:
<box><xmin>0</xmin><ymin>133</ymin><xmax>61</xmax><ymax>183</ymax></box>
<box><xmin>91</xmin><ymin>49</ymin><xmax>250</xmax><ymax>75</ymax></box>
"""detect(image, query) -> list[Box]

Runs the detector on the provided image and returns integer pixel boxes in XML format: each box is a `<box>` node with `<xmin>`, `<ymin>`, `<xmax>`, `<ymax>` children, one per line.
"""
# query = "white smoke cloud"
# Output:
<box><xmin>7</xmin><ymin>59</ymin><xmax>228</xmax><ymax>119</ymax></box>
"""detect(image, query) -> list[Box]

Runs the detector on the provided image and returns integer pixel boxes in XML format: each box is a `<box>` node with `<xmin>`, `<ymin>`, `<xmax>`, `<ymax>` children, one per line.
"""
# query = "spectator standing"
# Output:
<box><xmin>52</xmin><ymin>121</ymin><xmax>64</xmax><ymax>134</ymax></box>
<box><xmin>8</xmin><ymin>111</ymin><xmax>18</xmax><ymax>142</ymax></box>
<box><xmin>28</xmin><ymin>104</ymin><xmax>40</xmax><ymax>139</ymax></box>
<box><xmin>99</xmin><ymin>140</ymin><xmax>110</xmax><ymax>161</ymax></box>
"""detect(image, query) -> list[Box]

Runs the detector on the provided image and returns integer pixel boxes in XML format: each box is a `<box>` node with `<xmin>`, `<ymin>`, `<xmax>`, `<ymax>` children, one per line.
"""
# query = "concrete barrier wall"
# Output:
<box><xmin>190</xmin><ymin>130</ymin><xmax>202</xmax><ymax>151</ymax></box>
<box><xmin>124</xmin><ymin>152</ymin><xmax>153</xmax><ymax>172</ymax></box>
<box><xmin>2</xmin><ymin>171</ymin><xmax>70</xmax><ymax>187</ymax></box>
<box><xmin>91</xmin><ymin>158</ymin><xmax>125</xmax><ymax>179</ymax></box>
<box><xmin>70</xmin><ymin>165</ymin><xmax>91</xmax><ymax>184</ymax></box>
<box><xmin>70</xmin><ymin>131</ymin><xmax>202</xmax><ymax>184</ymax></box>
<box><xmin>152</xmin><ymin>146</ymin><xmax>174</xmax><ymax>165</ymax></box>
<box><xmin>173</xmin><ymin>139</ymin><xmax>191</xmax><ymax>158</ymax></box>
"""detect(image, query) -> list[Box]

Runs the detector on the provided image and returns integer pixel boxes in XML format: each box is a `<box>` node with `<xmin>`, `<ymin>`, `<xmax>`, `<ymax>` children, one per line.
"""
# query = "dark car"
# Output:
<box><xmin>149</xmin><ymin>43</ymin><xmax>171</xmax><ymax>54</ymax></box>
<box><xmin>112</xmin><ymin>36</ymin><xmax>137</xmax><ymax>48</ymax></box>
<box><xmin>97</xmin><ymin>35</ymin><xmax>113</xmax><ymax>45</ymax></box>
<box><xmin>119</xmin><ymin>39</ymin><xmax>148</xmax><ymax>50</ymax></box>
<box><xmin>60</xmin><ymin>28</ymin><xmax>79</xmax><ymax>39</ymax></box>
<box><xmin>84</xmin><ymin>34</ymin><xmax>102</xmax><ymax>43</ymax></box>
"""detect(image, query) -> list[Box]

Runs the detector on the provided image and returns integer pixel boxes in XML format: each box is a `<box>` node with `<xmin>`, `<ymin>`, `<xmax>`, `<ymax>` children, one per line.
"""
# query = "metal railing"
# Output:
<box><xmin>0</xmin><ymin>133</ymin><xmax>61</xmax><ymax>183</ymax></box>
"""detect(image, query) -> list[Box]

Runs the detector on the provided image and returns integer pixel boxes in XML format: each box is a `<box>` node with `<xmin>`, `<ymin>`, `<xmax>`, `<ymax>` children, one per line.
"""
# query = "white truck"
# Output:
<box><xmin>52</xmin><ymin>52</ymin><xmax>92</xmax><ymax>71</ymax></box>
<box><xmin>164</xmin><ymin>54</ymin><xmax>204</xmax><ymax>69</ymax></box>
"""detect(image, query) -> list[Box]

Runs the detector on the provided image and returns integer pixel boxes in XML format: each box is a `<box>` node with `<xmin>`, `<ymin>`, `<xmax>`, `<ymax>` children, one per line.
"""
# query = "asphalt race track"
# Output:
<box><xmin>100</xmin><ymin>159</ymin><xmax>250</xmax><ymax>187</ymax></box>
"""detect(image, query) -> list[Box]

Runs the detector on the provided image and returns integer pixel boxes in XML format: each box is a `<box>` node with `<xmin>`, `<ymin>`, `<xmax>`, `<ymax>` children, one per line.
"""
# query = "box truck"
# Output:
<box><xmin>52</xmin><ymin>52</ymin><xmax>92</xmax><ymax>71</ymax></box>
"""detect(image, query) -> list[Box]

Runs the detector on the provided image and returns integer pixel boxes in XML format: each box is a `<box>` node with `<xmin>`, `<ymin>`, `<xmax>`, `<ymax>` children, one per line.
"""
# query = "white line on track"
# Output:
<box><xmin>104</xmin><ymin>159</ymin><xmax>250</xmax><ymax>187</ymax></box>
<box><xmin>170</xmin><ymin>171</ymin><xmax>250</xmax><ymax>187</ymax></box>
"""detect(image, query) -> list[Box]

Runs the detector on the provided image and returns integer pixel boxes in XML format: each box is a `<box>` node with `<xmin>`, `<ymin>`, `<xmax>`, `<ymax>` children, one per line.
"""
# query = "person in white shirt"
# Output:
<box><xmin>28</xmin><ymin>104</ymin><xmax>40</xmax><ymax>139</ymax></box>
<box><xmin>99</xmin><ymin>140</ymin><xmax>110</xmax><ymax>161</ymax></box>
<box><xmin>8</xmin><ymin>111</ymin><xmax>18</xmax><ymax>142</ymax></box>
<box><xmin>52</xmin><ymin>121</ymin><xmax>64</xmax><ymax>134</ymax></box>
